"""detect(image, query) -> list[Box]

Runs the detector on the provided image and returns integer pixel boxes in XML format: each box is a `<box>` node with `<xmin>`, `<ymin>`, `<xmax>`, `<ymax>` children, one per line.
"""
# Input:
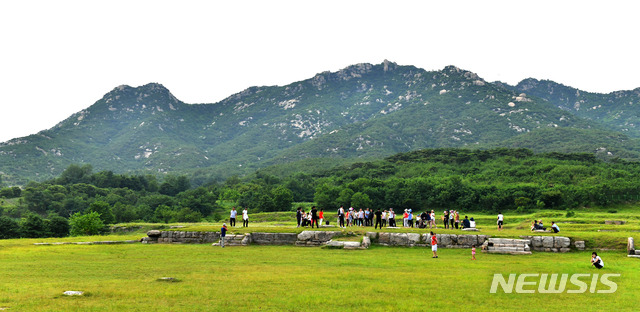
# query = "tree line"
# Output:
<box><xmin>2</xmin><ymin>148</ymin><xmax>640</xmax><ymax>239</ymax></box>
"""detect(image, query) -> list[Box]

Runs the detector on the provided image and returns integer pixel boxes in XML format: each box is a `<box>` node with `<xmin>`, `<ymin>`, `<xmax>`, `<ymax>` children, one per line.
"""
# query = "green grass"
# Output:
<box><xmin>0</xmin><ymin>236</ymin><xmax>638</xmax><ymax>311</ymax></box>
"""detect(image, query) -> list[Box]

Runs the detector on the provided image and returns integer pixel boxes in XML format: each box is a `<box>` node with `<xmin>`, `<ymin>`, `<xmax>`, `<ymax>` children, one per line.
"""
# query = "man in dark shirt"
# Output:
<box><xmin>311</xmin><ymin>206</ymin><xmax>319</xmax><ymax>228</ymax></box>
<box><xmin>374</xmin><ymin>209</ymin><xmax>383</xmax><ymax>229</ymax></box>
<box><xmin>296</xmin><ymin>207</ymin><xmax>302</xmax><ymax>228</ymax></box>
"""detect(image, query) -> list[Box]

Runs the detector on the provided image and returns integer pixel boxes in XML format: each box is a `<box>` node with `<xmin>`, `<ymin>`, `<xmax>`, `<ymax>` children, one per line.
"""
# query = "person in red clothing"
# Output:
<box><xmin>430</xmin><ymin>231</ymin><xmax>438</xmax><ymax>258</ymax></box>
<box><xmin>318</xmin><ymin>208</ymin><xmax>324</xmax><ymax>226</ymax></box>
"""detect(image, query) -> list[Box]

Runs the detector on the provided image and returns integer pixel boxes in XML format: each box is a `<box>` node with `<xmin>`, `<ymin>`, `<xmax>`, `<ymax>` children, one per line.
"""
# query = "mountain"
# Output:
<box><xmin>1</xmin><ymin>61</ymin><xmax>639</xmax><ymax>186</ymax></box>
<box><xmin>496</xmin><ymin>78</ymin><xmax>640</xmax><ymax>137</ymax></box>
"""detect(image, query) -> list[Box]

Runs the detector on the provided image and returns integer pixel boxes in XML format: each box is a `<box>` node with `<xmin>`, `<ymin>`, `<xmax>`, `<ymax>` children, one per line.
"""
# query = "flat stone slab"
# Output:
<box><xmin>462</xmin><ymin>228</ymin><xmax>479</xmax><ymax>231</ymax></box>
<box><xmin>628</xmin><ymin>255</ymin><xmax>640</xmax><ymax>258</ymax></box>
<box><xmin>63</xmin><ymin>291</ymin><xmax>84</xmax><ymax>296</ymax></box>
<box><xmin>35</xmin><ymin>240</ymin><xmax>139</xmax><ymax>246</ymax></box>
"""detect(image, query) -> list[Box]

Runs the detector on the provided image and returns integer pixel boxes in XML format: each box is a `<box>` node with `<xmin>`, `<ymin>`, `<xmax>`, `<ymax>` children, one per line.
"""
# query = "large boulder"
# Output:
<box><xmin>438</xmin><ymin>234</ymin><xmax>452</xmax><ymax>247</ymax></box>
<box><xmin>379</xmin><ymin>232</ymin><xmax>390</xmax><ymax>244</ymax></box>
<box><xmin>389</xmin><ymin>233</ymin><xmax>408</xmax><ymax>246</ymax></box>
<box><xmin>477</xmin><ymin>235</ymin><xmax>488</xmax><ymax>245</ymax></box>
<box><xmin>457</xmin><ymin>235</ymin><xmax>477</xmax><ymax>247</ymax></box>
<box><xmin>530</xmin><ymin>236</ymin><xmax>543</xmax><ymax>248</ymax></box>
<box><xmin>362</xmin><ymin>236</ymin><xmax>371</xmax><ymax>248</ymax></box>
<box><xmin>554</xmin><ymin>237</ymin><xmax>571</xmax><ymax>248</ymax></box>
<box><xmin>297</xmin><ymin>231</ymin><xmax>315</xmax><ymax>241</ymax></box>
<box><xmin>407</xmin><ymin>233</ymin><xmax>421</xmax><ymax>246</ymax></box>
<box><xmin>542</xmin><ymin>236</ymin><xmax>554</xmax><ymax>248</ymax></box>
<box><xmin>147</xmin><ymin>230</ymin><xmax>161</xmax><ymax>237</ymax></box>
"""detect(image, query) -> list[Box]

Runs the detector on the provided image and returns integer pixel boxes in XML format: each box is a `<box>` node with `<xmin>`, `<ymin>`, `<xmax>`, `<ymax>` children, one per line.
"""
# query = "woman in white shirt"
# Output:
<box><xmin>242</xmin><ymin>208</ymin><xmax>249</xmax><ymax>227</ymax></box>
<box><xmin>591</xmin><ymin>252</ymin><xmax>604</xmax><ymax>269</ymax></box>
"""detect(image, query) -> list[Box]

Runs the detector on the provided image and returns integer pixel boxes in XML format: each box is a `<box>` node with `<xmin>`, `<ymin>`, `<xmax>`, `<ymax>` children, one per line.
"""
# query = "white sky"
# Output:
<box><xmin>1</xmin><ymin>0</ymin><xmax>639</xmax><ymax>142</ymax></box>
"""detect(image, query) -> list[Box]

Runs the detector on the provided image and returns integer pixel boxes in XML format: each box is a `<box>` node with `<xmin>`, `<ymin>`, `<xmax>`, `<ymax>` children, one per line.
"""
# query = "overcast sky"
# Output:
<box><xmin>1</xmin><ymin>0</ymin><xmax>638</xmax><ymax>142</ymax></box>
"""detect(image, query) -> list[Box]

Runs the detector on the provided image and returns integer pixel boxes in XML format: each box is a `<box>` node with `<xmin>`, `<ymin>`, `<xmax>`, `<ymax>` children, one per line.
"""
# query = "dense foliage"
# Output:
<box><xmin>3</xmin><ymin>148</ymin><xmax>640</xmax><ymax>239</ymax></box>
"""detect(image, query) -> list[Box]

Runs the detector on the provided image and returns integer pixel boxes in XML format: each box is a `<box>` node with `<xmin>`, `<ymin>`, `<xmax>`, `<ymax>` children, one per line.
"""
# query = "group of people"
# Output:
<box><xmin>297</xmin><ymin>206</ymin><xmax>324</xmax><ymax>228</ymax></box>
<box><xmin>228</xmin><ymin>207</ymin><xmax>249</xmax><ymax>227</ymax></box>
<box><xmin>530</xmin><ymin>220</ymin><xmax>560</xmax><ymax>233</ymax></box>
<box><xmin>334</xmin><ymin>206</ymin><xmax>481</xmax><ymax>230</ymax></box>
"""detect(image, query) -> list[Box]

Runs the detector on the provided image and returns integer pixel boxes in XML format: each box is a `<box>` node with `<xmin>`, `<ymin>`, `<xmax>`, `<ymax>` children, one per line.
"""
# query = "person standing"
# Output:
<box><xmin>449</xmin><ymin>210</ymin><xmax>454</xmax><ymax>229</ymax></box>
<box><xmin>430</xmin><ymin>210</ymin><xmax>436</xmax><ymax>228</ymax></box>
<box><xmin>471</xmin><ymin>245</ymin><xmax>476</xmax><ymax>260</ymax></box>
<box><xmin>408</xmin><ymin>210</ymin><xmax>414</xmax><ymax>228</ymax></box>
<box><xmin>229</xmin><ymin>207</ymin><xmax>237</xmax><ymax>227</ymax></box>
<box><xmin>497</xmin><ymin>212</ymin><xmax>504</xmax><ymax>231</ymax></box>
<box><xmin>338</xmin><ymin>205</ymin><xmax>345</xmax><ymax>228</ymax></box>
<box><xmin>310</xmin><ymin>206</ymin><xmax>319</xmax><ymax>228</ymax></box>
<box><xmin>430</xmin><ymin>231</ymin><xmax>438</xmax><ymax>258</ymax></box>
<box><xmin>425</xmin><ymin>210</ymin><xmax>432</xmax><ymax>229</ymax></box>
<box><xmin>374</xmin><ymin>208</ymin><xmax>383</xmax><ymax>229</ymax></box>
<box><xmin>388</xmin><ymin>208</ymin><xmax>396</xmax><ymax>227</ymax></box>
<box><xmin>455</xmin><ymin>211</ymin><xmax>460</xmax><ymax>229</ymax></box>
<box><xmin>242</xmin><ymin>208</ymin><xmax>249</xmax><ymax>227</ymax></box>
<box><xmin>403</xmin><ymin>210</ymin><xmax>408</xmax><ymax>227</ymax></box>
<box><xmin>443</xmin><ymin>210</ymin><xmax>449</xmax><ymax>229</ymax></box>
<box><xmin>364</xmin><ymin>208</ymin><xmax>370</xmax><ymax>226</ymax></box>
<box><xmin>319</xmin><ymin>208</ymin><xmax>324</xmax><ymax>226</ymax></box>
<box><xmin>382</xmin><ymin>210</ymin><xmax>387</xmax><ymax>228</ymax></box>
<box><xmin>296</xmin><ymin>207</ymin><xmax>302</xmax><ymax>228</ymax></box>
<box><xmin>220</xmin><ymin>223</ymin><xmax>228</xmax><ymax>248</ymax></box>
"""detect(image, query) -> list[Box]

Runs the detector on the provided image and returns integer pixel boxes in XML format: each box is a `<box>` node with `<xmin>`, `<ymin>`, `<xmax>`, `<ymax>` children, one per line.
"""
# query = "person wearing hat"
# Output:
<box><xmin>220</xmin><ymin>223</ymin><xmax>228</xmax><ymax>248</ymax></box>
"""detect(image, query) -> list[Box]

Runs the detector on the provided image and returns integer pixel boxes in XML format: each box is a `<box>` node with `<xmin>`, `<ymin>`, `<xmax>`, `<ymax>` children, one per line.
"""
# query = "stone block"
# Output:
<box><xmin>366</xmin><ymin>232</ymin><xmax>378</xmax><ymax>240</ymax></box>
<box><xmin>147</xmin><ymin>230</ymin><xmax>161</xmax><ymax>237</ymax></box>
<box><xmin>297</xmin><ymin>231</ymin><xmax>314</xmax><ymax>241</ymax></box>
<box><xmin>542</xmin><ymin>236</ymin><xmax>554</xmax><ymax>248</ymax></box>
<box><xmin>554</xmin><ymin>237</ymin><xmax>571</xmax><ymax>248</ymax></box>
<box><xmin>560</xmin><ymin>248</ymin><xmax>571</xmax><ymax>253</ymax></box>
<box><xmin>362</xmin><ymin>236</ymin><xmax>371</xmax><ymax>248</ymax></box>
<box><xmin>407</xmin><ymin>233</ymin><xmax>421</xmax><ymax>245</ymax></box>
<box><xmin>457</xmin><ymin>235</ymin><xmax>477</xmax><ymax>247</ymax></box>
<box><xmin>389</xmin><ymin>233</ymin><xmax>408</xmax><ymax>245</ymax></box>
<box><xmin>343</xmin><ymin>242</ymin><xmax>361</xmax><ymax>249</ymax></box>
<box><xmin>530</xmin><ymin>236</ymin><xmax>543</xmax><ymax>248</ymax></box>
<box><xmin>438</xmin><ymin>234</ymin><xmax>452</xmax><ymax>247</ymax></box>
<box><xmin>379</xmin><ymin>233</ymin><xmax>390</xmax><ymax>244</ymax></box>
<box><xmin>477</xmin><ymin>235</ymin><xmax>488</xmax><ymax>244</ymax></box>
<box><xmin>629</xmin><ymin>237</ymin><xmax>635</xmax><ymax>255</ymax></box>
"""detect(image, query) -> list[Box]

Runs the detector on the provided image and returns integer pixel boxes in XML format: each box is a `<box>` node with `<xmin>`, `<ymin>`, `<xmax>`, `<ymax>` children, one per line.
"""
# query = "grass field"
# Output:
<box><xmin>2</xmin><ymin>207</ymin><xmax>640</xmax><ymax>311</ymax></box>
<box><xmin>0</xmin><ymin>235</ymin><xmax>639</xmax><ymax>311</ymax></box>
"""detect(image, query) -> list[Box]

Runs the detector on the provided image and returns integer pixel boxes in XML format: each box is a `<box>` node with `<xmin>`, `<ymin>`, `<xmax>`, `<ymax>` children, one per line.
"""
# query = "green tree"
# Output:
<box><xmin>351</xmin><ymin>192</ymin><xmax>372</xmax><ymax>209</ymax></box>
<box><xmin>46</xmin><ymin>213</ymin><xmax>70</xmax><ymax>237</ymax></box>
<box><xmin>20</xmin><ymin>213</ymin><xmax>48</xmax><ymax>238</ymax></box>
<box><xmin>69</xmin><ymin>212</ymin><xmax>105</xmax><ymax>236</ymax></box>
<box><xmin>272</xmin><ymin>186</ymin><xmax>294</xmax><ymax>211</ymax></box>
<box><xmin>87</xmin><ymin>201</ymin><xmax>115</xmax><ymax>225</ymax></box>
<box><xmin>0</xmin><ymin>216</ymin><xmax>21</xmax><ymax>239</ymax></box>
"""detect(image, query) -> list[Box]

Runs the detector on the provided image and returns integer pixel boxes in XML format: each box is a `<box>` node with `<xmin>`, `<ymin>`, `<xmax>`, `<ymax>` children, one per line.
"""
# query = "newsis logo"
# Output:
<box><xmin>490</xmin><ymin>273</ymin><xmax>621</xmax><ymax>294</ymax></box>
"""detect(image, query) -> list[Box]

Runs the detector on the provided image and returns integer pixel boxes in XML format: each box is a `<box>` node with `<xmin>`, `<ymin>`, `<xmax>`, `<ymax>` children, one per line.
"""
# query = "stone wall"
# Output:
<box><xmin>366</xmin><ymin>232</ymin><xmax>487</xmax><ymax>248</ymax></box>
<box><xmin>142</xmin><ymin>230</ymin><xmax>591</xmax><ymax>254</ymax></box>
<box><xmin>520</xmin><ymin>235</ymin><xmax>572</xmax><ymax>252</ymax></box>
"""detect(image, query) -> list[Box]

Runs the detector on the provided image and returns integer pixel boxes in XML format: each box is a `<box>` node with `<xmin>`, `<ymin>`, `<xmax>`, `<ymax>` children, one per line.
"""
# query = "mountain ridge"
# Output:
<box><xmin>1</xmin><ymin>61</ymin><xmax>639</xmax><ymax>186</ymax></box>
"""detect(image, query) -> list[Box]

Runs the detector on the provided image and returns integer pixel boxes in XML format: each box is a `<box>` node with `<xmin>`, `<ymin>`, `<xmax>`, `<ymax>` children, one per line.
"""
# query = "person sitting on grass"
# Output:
<box><xmin>469</xmin><ymin>217</ymin><xmax>476</xmax><ymax>228</ymax></box>
<box><xmin>551</xmin><ymin>221</ymin><xmax>560</xmax><ymax>233</ymax></box>
<box><xmin>591</xmin><ymin>252</ymin><xmax>604</xmax><ymax>269</ymax></box>
<box><xmin>462</xmin><ymin>216</ymin><xmax>471</xmax><ymax>229</ymax></box>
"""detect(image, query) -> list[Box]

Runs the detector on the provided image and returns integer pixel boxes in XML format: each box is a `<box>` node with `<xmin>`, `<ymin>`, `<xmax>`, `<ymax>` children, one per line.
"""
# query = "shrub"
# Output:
<box><xmin>20</xmin><ymin>213</ymin><xmax>47</xmax><ymax>238</ymax></box>
<box><xmin>0</xmin><ymin>216</ymin><xmax>21</xmax><ymax>239</ymax></box>
<box><xmin>69</xmin><ymin>212</ymin><xmax>105</xmax><ymax>236</ymax></box>
<box><xmin>47</xmin><ymin>214</ymin><xmax>70</xmax><ymax>237</ymax></box>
